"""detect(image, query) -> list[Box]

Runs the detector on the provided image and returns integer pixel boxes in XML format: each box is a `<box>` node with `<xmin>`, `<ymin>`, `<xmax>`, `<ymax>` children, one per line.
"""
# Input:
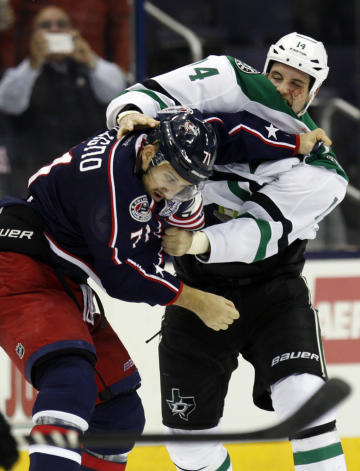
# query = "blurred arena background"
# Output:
<box><xmin>0</xmin><ymin>1</ymin><xmax>359</xmax><ymax>470</ymax></box>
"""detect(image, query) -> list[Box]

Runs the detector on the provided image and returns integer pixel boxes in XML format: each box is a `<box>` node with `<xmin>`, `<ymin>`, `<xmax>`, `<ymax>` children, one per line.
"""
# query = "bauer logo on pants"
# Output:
<box><xmin>271</xmin><ymin>351</ymin><xmax>319</xmax><ymax>366</ymax></box>
<box><xmin>166</xmin><ymin>388</ymin><xmax>196</xmax><ymax>421</ymax></box>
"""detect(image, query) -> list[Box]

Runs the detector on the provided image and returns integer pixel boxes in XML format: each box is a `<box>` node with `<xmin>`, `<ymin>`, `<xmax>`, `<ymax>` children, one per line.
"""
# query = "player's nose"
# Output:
<box><xmin>161</xmin><ymin>187</ymin><xmax>176</xmax><ymax>199</ymax></box>
<box><xmin>275</xmin><ymin>81</ymin><xmax>289</xmax><ymax>97</ymax></box>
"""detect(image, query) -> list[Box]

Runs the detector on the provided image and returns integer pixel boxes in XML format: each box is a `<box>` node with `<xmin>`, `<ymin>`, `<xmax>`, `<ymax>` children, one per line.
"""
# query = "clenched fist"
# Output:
<box><xmin>298</xmin><ymin>128</ymin><xmax>332</xmax><ymax>155</ymax></box>
<box><xmin>162</xmin><ymin>227</ymin><xmax>193</xmax><ymax>256</ymax></box>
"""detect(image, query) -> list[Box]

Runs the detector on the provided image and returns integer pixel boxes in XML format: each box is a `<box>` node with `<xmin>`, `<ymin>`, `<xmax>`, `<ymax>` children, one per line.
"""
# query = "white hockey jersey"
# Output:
<box><xmin>106</xmin><ymin>55</ymin><xmax>348</xmax><ymax>273</ymax></box>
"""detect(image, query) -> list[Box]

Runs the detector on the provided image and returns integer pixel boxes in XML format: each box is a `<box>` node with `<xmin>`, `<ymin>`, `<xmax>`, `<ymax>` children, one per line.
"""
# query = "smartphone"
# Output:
<box><xmin>45</xmin><ymin>32</ymin><xmax>74</xmax><ymax>54</ymax></box>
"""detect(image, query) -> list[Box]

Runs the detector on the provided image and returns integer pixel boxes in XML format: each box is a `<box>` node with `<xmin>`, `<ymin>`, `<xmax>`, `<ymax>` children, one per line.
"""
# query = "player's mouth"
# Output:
<box><xmin>151</xmin><ymin>190</ymin><xmax>165</xmax><ymax>202</ymax></box>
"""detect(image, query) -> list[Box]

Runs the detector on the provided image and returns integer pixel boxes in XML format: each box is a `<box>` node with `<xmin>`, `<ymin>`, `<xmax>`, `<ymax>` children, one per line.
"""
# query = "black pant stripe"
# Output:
<box><xmin>249</xmin><ymin>192</ymin><xmax>292</xmax><ymax>251</ymax></box>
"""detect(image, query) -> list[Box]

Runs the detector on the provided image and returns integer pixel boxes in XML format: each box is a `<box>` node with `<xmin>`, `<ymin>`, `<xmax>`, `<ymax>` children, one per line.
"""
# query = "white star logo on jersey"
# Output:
<box><xmin>154</xmin><ymin>263</ymin><xmax>165</xmax><ymax>277</ymax></box>
<box><xmin>265</xmin><ymin>123</ymin><xmax>279</xmax><ymax>139</ymax></box>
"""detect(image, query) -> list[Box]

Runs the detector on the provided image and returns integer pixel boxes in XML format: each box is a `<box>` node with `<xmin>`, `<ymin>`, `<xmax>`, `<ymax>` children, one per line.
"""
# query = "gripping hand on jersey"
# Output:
<box><xmin>162</xmin><ymin>227</ymin><xmax>210</xmax><ymax>256</ymax></box>
<box><xmin>298</xmin><ymin>128</ymin><xmax>332</xmax><ymax>155</ymax></box>
<box><xmin>117</xmin><ymin>111</ymin><xmax>159</xmax><ymax>139</ymax></box>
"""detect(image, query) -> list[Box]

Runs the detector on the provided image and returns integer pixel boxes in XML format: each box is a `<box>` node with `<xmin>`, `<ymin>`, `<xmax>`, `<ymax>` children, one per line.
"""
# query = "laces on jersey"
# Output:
<box><xmin>54</xmin><ymin>267</ymin><xmax>106</xmax><ymax>327</ymax></box>
<box><xmin>145</xmin><ymin>330</ymin><xmax>162</xmax><ymax>343</ymax></box>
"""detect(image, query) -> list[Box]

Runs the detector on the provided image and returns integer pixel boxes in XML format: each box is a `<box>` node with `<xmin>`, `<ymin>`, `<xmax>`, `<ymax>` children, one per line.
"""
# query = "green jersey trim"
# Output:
<box><xmin>228</xmin><ymin>181</ymin><xmax>251</xmax><ymax>201</ymax></box>
<box><xmin>117</xmin><ymin>89</ymin><xmax>168</xmax><ymax>109</ymax></box>
<box><xmin>238</xmin><ymin>212</ymin><xmax>272</xmax><ymax>262</ymax></box>
<box><xmin>226</xmin><ymin>55</ymin><xmax>317</xmax><ymax>131</ymax></box>
<box><xmin>304</xmin><ymin>152</ymin><xmax>349</xmax><ymax>182</ymax></box>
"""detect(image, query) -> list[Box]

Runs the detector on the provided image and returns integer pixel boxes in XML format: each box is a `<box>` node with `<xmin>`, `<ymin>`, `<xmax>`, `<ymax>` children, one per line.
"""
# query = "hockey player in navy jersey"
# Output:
<box><xmin>0</xmin><ymin>109</ymin><xmax>243</xmax><ymax>471</ymax></box>
<box><xmin>105</xmin><ymin>33</ymin><xmax>349</xmax><ymax>471</ymax></box>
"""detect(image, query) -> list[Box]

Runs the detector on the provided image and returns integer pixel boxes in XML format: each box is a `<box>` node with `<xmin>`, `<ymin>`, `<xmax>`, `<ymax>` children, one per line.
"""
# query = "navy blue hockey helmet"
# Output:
<box><xmin>147</xmin><ymin>107</ymin><xmax>218</xmax><ymax>186</ymax></box>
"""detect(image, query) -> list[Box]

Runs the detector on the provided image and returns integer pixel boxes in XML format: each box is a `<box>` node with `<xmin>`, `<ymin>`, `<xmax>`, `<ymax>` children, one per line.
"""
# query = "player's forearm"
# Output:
<box><xmin>172</xmin><ymin>283</ymin><xmax>206</xmax><ymax>312</ymax></box>
<box><xmin>172</xmin><ymin>282</ymin><xmax>240</xmax><ymax>331</ymax></box>
<box><xmin>106</xmin><ymin>88</ymin><xmax>161</xmax><ymax>129</ymax></box>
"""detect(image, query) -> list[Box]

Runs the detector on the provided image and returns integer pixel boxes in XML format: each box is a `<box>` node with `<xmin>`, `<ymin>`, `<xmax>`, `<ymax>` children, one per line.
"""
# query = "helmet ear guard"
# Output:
<box><xmin>264</xmin><ymin>32</ymin><xmax>329</xmax><ymax>116</ymax></box>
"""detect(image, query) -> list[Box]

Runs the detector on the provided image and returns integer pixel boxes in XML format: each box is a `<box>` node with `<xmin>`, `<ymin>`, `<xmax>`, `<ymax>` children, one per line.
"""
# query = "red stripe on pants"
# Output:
<box><xmin>82</xmin><ymin>451</ymin><xmax>126</xmax><ymax>470</ymax></box>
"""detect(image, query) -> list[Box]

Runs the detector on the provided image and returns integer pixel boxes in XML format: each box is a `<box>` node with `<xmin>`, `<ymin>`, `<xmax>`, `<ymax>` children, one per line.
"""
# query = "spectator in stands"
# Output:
<box><xmin>0</xmin><ymin>0</ymin><xmax>131</xmax><ymax>73</ymax></box>
<box><xmin>0</xmin><ymin>0</ymin><xmax>14</xmax><ymax>33</ymax></box>
<box><xmin>0</xmin><ymin>0</ymin><xmax>14</xmax><ymax>197</ymax></box>
<box><xmin>0</xmin><ymin>5</ymin><xmax>127</xmax><ymax>196</ymax></box>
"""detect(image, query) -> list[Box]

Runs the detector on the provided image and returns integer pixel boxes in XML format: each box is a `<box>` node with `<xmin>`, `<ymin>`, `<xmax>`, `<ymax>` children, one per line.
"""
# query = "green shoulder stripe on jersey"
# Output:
<box><xmin>293</xmin><ymin>442</ymin><xmax>344</xmax><ymax>466</ymax></box>
<box><xmin>305</xmin><ymin>150</ymin><xmax>349</xmax><ymax>181</ymax></box>
<box><xmin>226</xmin><ymin>56</ymin><xmax>317</xmax><ymax>130</ymax></box>
<box><xmin>117</xmin><ymin>89</ymin><xmax>168</xmax><ymax>109</ymax></box>
<box><xmin>237</xmin><ymin>212</ymin><xmax>272</xmax><ymax>262</ymax></box>
<box><xmin>226</xmin><ymin>56</ymin><xmax>295</xmax><ymax>115</ymax></box>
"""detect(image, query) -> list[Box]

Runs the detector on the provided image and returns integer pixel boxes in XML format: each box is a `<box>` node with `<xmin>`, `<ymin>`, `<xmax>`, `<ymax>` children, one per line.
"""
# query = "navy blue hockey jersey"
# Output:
<box><xmin>0</xmin><ymin>110</ymin><xmax>301</xmax><ymax>306</ymax></box>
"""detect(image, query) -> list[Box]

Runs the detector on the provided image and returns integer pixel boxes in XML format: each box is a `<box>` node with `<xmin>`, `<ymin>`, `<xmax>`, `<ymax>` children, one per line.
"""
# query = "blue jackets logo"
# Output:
<box><xmin>129</xmin><ymin>195</ymin><xmax>152</xmax><ymax>222</ymax></box>
<box><xmin>158</xmin><ymin>199</ymin><xmax>181</xmax><ymax>218</ymax></box>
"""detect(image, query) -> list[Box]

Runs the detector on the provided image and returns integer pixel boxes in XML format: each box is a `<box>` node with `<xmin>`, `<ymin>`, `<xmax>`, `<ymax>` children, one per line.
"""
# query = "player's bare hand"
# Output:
<box><xmin>196</xmin><ymin>293</ymin><xmax>240</xmax><ymax>331</ymax></box>
<box><xmin>71</xmin><ymin>30</ymin><xmax>97</xmax><ymax>69</ymax></box>
<box><xmin>298</xmin><ymin>128</ymin><xmax>332</xmax><ymax>155</ymax></box>
<box><xmin>174</xmin><ymin>285</ymin><xmax>240</xmax><ymax>331</ymax></box>
<box><xmin>162</xmin><ymin>227</ymin><xmax>192</xmax><ymax>256</ymax></box>
<box><xmin>117</xmin><ymin>112</ymin><xmax>159</xmax><ymax>139</ymax></box>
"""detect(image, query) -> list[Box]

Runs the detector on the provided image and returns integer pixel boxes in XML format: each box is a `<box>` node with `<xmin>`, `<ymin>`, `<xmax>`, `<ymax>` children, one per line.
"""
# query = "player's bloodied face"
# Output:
<box><xmin>267</xmin><ymin>62</ymin><xmax>312</xmax><ymax>115</ymax></box>
<box><xmin>142</xmin><ymin>161</ymin><xmax>192</xmax><ymax>202</ymax></box>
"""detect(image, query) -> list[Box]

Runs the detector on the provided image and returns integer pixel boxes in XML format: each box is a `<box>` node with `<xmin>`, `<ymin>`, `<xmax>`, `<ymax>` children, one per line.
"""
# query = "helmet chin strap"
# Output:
<box><xmin>297</xmin><ymin>95</ymin><xmax>312</xmax><ymax>117</ymax></box>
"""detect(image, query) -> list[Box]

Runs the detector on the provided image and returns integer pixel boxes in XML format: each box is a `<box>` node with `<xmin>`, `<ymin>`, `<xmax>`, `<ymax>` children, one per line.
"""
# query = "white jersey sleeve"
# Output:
<box><xmin>106</xmin><ymin>55</ymin><xmax>247</xmax><ymax>127</ymax></box>
<box><xmin>201</xmin><ymin>162</ymin><xmax>348</xmax><ymax>264</ymax></box>
<box><xmin>106</xmin><ymin>55</ymin><xmax>315</xmax><ymax>134</ymax></box>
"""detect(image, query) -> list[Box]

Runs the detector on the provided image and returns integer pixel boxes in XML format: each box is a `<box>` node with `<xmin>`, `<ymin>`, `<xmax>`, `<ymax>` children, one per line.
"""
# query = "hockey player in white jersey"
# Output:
<box><xmin>106</xmin><ymin>33</ymin><xmax>349</xmax><ymax>471</ymax></box>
